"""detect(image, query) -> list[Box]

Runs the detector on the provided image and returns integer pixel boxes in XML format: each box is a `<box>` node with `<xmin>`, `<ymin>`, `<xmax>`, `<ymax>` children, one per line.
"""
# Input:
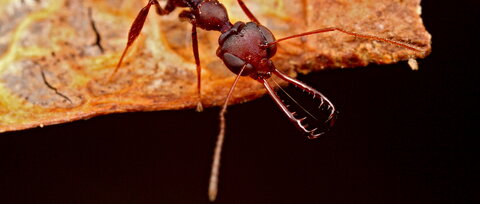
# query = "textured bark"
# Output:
<box><xmin>0</xmin><ymin>0</ymin><xmax>431</xmax><ymax>132</ymax></box>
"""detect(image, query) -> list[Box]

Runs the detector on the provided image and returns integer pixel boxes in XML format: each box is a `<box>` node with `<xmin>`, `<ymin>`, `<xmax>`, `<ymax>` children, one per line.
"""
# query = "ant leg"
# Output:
<box><xmin>192</xmin><ymin>23</ymin><xmax>204</xmax><ymax>111</ymax></box>
<box><xmin>237</xmin><ymin>0</ymin><xmax>260</xmax><ymax>24</ymax></box>
<box><xmin>179</xmin><ymin>11</ymin><xmax>204</xmax><ymax>111</ymax></box>
<box><xmin>209</xmin><ymin>66</ymin><xmax>247</xmax><ymax>202</ymax></box>
<box><xmin>112</xmin><ymin>0</ymin><xmax>176</xmax><ymax>78</ymax></box>
<box><xmin>153</xmin><ymin>0</ymin><xmax>176</xmax><ymax>15</ymax></box>
<box><xmin>269</xmin><ymin>27</ymin><xmax>423</xmax><ymax>52</ymax></box>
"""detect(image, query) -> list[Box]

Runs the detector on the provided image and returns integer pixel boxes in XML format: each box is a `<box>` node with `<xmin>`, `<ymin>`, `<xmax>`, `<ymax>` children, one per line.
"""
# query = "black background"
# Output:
<box><xmin>1</xmin><ymin>1</ymin><xmax>477</xmax><ymax>203</ymax></box>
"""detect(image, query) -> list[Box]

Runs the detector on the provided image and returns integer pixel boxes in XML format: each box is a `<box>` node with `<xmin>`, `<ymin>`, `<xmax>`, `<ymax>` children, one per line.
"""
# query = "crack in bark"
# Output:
<box><xmin>88</xmin><ymin>7</ymin><xmax>104</xmax><ymax>53</ymax></box>
<box><xmin>40</xmin><ymin>68</ymin><xmax>72</xmax><ymax>103</ymax></box>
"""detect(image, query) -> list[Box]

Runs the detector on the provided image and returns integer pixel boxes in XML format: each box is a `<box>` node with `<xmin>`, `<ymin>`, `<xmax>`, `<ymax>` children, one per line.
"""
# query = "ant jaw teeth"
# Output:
<box><xmin>327</xmin><ymin>117</ymin><xmax>336</xmax><ymax>127</ymax></box>
<box><xmin>318</xmin><ymin>100</ymin><xmax>325</xmax><ymax>107</ymax></box>
<box><xmin>307</xmin><ymin>132</ymin><xmax>324</xmax><ymax>140</ymax></box>
<box><xmin>330</xmin><ymin>110</ymin><xmax>336</xmax><ymax>115</ymax></box>
<box><xmin>309</xmin><ymin>127</ymin><xmax>319</xmax><ymax>133</ymax></box>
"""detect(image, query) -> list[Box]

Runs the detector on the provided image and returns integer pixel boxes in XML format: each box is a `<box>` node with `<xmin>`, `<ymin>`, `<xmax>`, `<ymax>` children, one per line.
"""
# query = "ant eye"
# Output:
<box><xmin>258</xmin><ymin>25</ymin><xmax>277</xmax><ymax>58</ymax></box>
<box><xmin>223</xmin><ymin>53</ymin><xmax>245</xmax><ymax>68</ymax></box>
<box><xmin>222</xmin><ymin>53</ymin><xmax>251</xmax><ymax>75</ymax></box>
<box><xmin>266</xmin><ymin>44</ymin><xmax>277</xmax><ymax>58</ymax></box>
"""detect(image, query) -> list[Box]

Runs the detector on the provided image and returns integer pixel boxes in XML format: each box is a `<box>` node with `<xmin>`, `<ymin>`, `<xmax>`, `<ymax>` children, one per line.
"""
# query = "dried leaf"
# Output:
<box><xmin>0</xmin><ymin>0</ymin><xmax>431</xmax><ymax>132</ymax></box>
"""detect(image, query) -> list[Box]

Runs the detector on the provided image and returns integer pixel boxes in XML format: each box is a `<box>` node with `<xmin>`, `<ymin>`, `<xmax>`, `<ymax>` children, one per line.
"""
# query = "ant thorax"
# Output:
<box><xmin>194</xmin><ymin>0</ymin><xmax>232</xmax><ymax>31</ymax></box>
<box><xmin>217</xmin><ymin>22</ymin><xmax>277</xmax><ymax>78</ymax></box>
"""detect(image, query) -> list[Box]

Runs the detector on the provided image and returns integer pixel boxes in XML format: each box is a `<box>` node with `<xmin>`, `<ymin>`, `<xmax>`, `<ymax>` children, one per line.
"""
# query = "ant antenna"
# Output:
<box><xmin>209</xmin><ymin>66</ymin><xmax>247</xmax><ymax>202</ymax></box>
<box><xmin>268</xmin><ymin>27</ymin><xmax>423</xmax><ymax>52</ymax></box>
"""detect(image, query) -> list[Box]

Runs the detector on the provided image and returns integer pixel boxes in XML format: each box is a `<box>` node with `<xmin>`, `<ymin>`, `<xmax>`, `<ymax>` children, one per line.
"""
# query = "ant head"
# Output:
<box><xmin>257</xmin><ymin>24</ymin><xmax>277</xmax><ymax>59</ymax></box>
<box><xmin>248</xmin><ymin>58</ymin><xmax>275</xmax><ymax>80</ymax></box>
<box><xmin>217</xmin><ymin>22</ymin><xmax>278</xmax><ymax>79</ymax></box>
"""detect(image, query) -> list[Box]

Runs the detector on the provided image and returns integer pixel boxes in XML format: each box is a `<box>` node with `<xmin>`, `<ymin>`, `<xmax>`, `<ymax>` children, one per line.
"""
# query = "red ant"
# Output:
<box><xmin>114</xmin><ymin>0</ymin><xmax>423</xmax><ymax>201</ymax></box>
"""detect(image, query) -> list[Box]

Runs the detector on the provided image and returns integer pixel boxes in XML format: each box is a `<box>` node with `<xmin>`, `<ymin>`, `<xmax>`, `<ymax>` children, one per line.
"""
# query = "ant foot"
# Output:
<box><xmin>196</xmin><ymin>101</ymin><xmax>204</xmax><ymax>112</ymax></box>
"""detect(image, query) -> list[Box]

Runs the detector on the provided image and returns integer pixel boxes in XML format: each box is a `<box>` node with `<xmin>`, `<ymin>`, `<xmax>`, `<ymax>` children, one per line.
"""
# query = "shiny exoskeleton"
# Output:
<box><xmin>115</xmin><ymin>0</ymin><xmax>422</xmax><ymax>201</ymax></box>
<box><xmin>115</xmin><ymin>0</ymin><xmax>338</xmax><ymax>139</ymax></box>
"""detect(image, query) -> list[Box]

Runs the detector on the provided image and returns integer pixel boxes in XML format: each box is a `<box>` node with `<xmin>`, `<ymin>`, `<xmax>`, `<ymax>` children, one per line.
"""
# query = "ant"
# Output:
<box><xmin>114</xmin><ymin>0</ymin><xmax>423</xmax><ymax>201</ymax></box>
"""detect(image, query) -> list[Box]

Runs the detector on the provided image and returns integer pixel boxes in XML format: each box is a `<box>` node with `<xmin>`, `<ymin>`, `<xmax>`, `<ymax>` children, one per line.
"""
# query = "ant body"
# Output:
<box><xmin>114</xmin><ymin>0</ymin><xmax>422</xmax><ymax>201</ymax></box>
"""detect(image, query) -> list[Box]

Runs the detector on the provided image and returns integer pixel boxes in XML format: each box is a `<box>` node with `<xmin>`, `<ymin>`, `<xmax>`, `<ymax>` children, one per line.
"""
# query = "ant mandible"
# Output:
<box><xmin>114</xmin><ymin>0</ymin><xmax>423</xmax><ymax>201</ymax></box>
